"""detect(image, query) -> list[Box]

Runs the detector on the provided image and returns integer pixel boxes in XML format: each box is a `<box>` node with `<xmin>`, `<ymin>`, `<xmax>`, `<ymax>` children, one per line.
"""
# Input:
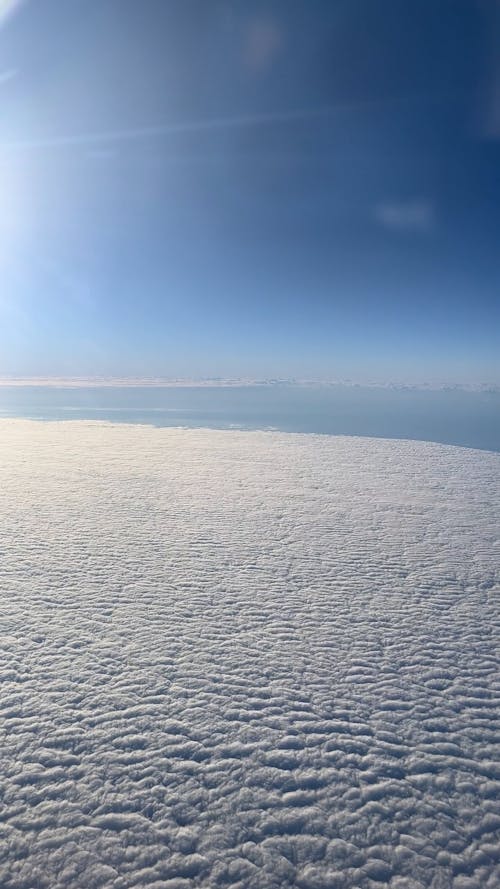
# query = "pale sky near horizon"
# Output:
<box><xmin>0</xmin><ymin>0</ymin><xmax>499</xmax><ymax>382</ymax></box>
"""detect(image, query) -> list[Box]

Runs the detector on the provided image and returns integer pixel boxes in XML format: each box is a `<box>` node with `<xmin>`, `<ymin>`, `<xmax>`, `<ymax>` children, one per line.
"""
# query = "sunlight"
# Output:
<box><xmin>0</xmin><ymin>0</ymin><xmax>24</xmax><ymax>28</ymax></box>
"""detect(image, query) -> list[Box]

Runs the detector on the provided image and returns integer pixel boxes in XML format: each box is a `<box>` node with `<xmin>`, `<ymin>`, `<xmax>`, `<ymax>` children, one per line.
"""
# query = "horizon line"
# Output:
<box><xmin>0</xmin><ymin>376</ymin><xmax>497</xmax><ymax>392</ymax></box>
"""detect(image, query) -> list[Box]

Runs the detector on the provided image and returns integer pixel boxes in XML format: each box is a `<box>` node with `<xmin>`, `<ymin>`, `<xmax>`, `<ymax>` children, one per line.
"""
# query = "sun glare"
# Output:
<box><xmin>0</xmin><ymin>0</ymin><xmax>24</xmax><ymax>28</ymax></box>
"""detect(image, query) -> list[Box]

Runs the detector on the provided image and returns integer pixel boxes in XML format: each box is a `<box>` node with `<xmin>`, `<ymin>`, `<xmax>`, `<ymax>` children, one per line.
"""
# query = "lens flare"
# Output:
<box><xmin>0</xmin><ymin>0</ymin><xmax>24</xmax><ymax>28</ymax></box>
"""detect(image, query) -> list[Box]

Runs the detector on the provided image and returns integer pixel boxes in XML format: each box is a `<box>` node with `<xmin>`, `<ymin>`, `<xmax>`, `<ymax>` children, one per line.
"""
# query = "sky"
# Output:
<box><xmin>0</xmin><ymin>0</ymin><xmax>498</xmax><ymax>382</ymax></box>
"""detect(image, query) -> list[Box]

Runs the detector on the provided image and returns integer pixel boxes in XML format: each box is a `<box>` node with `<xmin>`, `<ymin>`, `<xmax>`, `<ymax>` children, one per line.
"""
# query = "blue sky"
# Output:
<box><xmin>0</xmin><ymin>0</ymin><xmax>498</xmax><ymax>382</ymax></box>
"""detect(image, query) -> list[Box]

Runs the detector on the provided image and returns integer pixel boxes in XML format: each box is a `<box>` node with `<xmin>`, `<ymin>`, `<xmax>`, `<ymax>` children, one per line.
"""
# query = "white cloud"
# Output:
<box><xmin>0</xmin><ymin>420</ymin><xmax>498</xmax><ymax>888</ymax></box>
<box><xmin>375</xmin><ymin>198</ymin><xmax>435</xmax><ymax>232</ymax></box>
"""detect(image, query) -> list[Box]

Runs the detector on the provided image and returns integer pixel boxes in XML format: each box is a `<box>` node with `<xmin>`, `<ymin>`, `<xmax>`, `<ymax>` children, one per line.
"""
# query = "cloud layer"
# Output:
<box><xmin>0</xmin><ymin>421</ymin><xmax>498</xmax><ymax>888</ymax></box>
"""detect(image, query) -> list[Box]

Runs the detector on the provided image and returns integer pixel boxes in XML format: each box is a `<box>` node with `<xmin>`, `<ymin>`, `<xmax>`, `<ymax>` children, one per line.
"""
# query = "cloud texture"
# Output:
<box><xmin>0</xmin><ymin>421</ymin><xmax>498</xmax><ymax>888</ymax></box>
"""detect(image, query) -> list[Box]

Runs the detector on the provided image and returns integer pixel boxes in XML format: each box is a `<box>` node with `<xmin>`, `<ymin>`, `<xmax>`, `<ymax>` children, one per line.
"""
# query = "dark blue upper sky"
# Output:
<box><xmin>0</xmin><ymin>0</ymin><xmax>498</xmax><ymax>381</ymax></box>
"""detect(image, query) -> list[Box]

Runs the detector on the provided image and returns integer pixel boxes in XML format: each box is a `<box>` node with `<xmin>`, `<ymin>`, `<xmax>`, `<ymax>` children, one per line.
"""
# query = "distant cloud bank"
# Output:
<box><xmin>0</xmin><ymin>420</ymin><xmax>498</xmax><ymax>888</ymax></box>
<box><xmin>0</xmin><ymin>376</ymin><xmax>497</xmax><ymax>391</ymax></box>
